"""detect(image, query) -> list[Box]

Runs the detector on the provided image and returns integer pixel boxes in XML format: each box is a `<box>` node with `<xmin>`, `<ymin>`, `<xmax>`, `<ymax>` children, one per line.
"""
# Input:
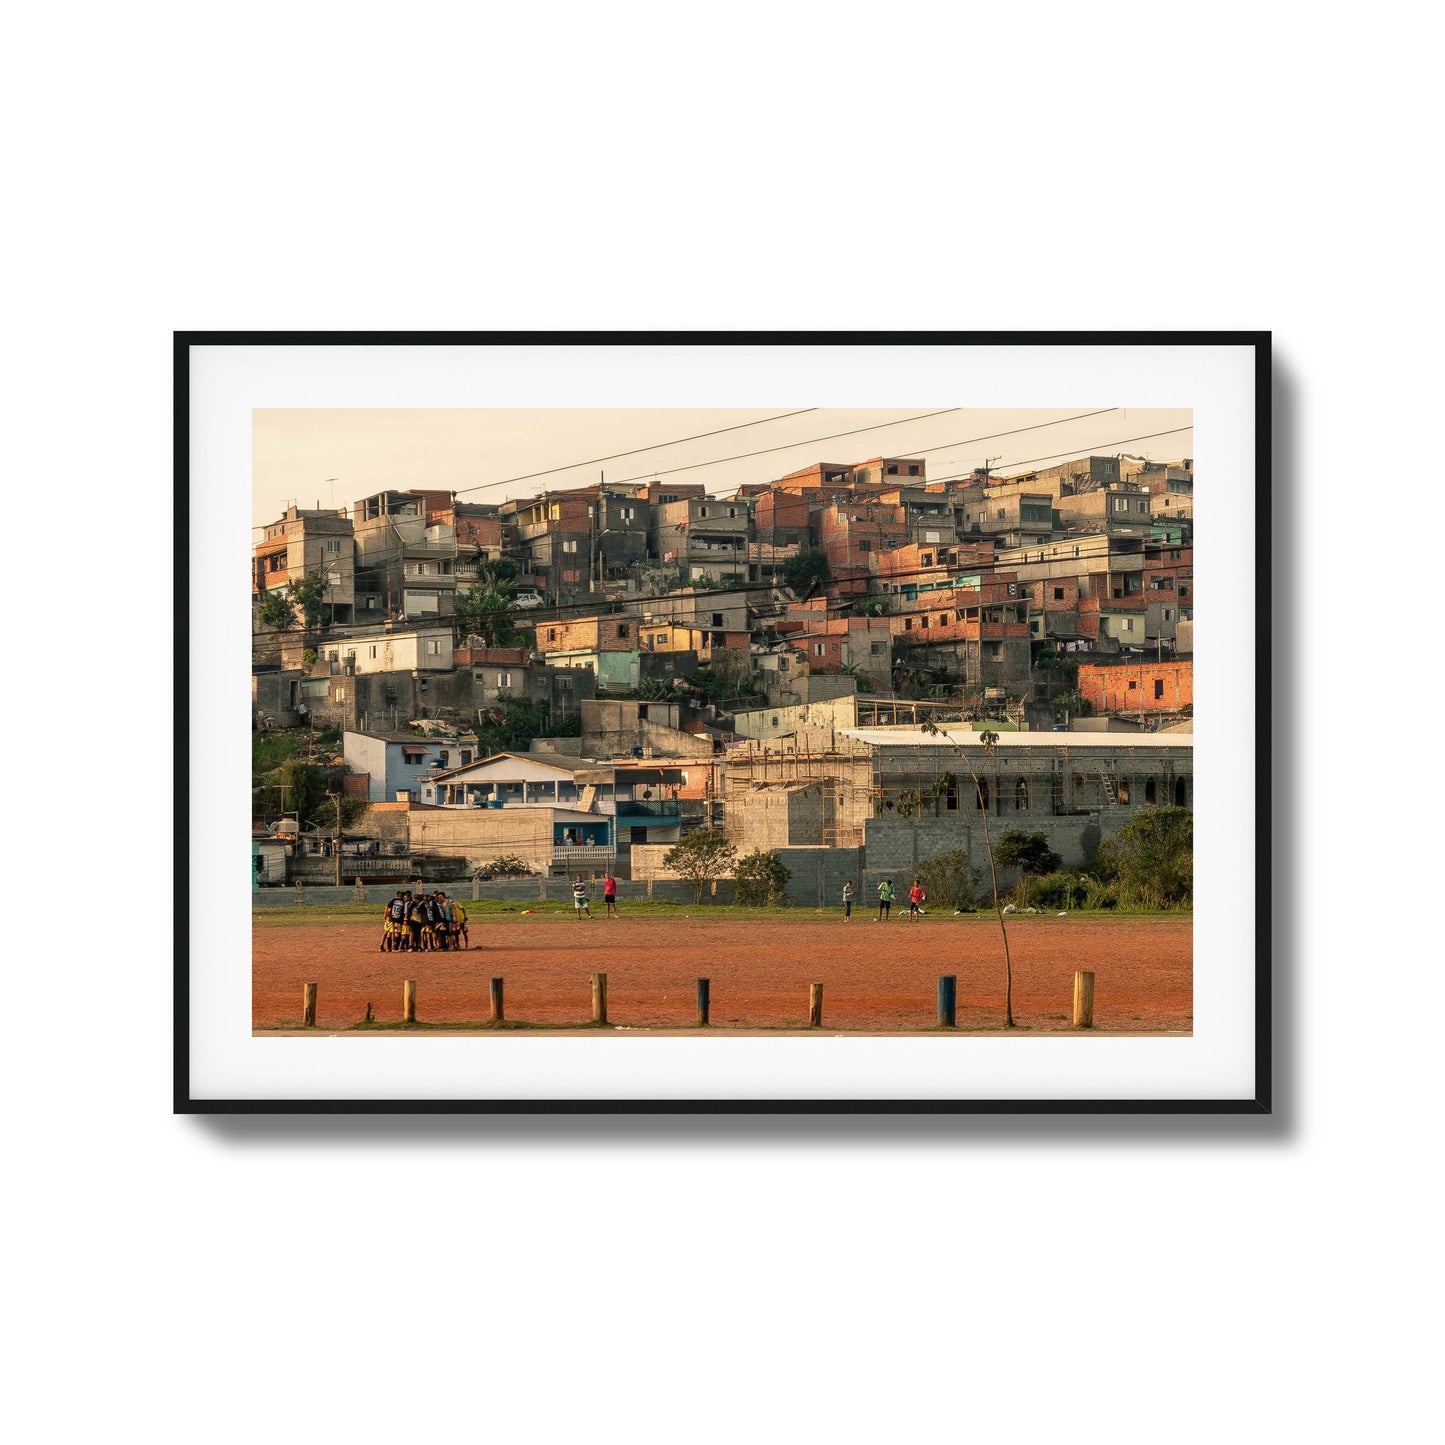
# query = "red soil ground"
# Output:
<box><xmin>253</xmin><ymin>912</ymin><xmax>1192</xmax><ymax>1033</ymax></box>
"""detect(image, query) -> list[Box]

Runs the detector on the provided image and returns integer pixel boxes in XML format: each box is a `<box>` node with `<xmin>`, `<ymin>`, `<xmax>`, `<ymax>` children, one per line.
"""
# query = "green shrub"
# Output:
<box><xmin>915</xmin><ymin>849</ymin><xmax>979</xmax><ymax>911</ymax></box>
<box><xmin>733</xmin><ymin>849</ymin><xmax>791</xmax><ymax>907</ymax></box>
<box><xmin>1100</xmin><ymin>807</ymin><xmax>1192</xmax><ymax>909</ymax></box>
<box><xmin>476</xmin><ymin>854</ymin><xmax>533</xmax><ymax>879</ymax></box>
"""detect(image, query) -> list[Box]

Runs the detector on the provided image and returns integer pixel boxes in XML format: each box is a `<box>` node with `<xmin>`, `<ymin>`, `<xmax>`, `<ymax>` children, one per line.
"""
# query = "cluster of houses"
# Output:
<box><xmin>253</xmin><ymin>450</ymin><xmax>1195</xmax><ymax>889</ymax></box>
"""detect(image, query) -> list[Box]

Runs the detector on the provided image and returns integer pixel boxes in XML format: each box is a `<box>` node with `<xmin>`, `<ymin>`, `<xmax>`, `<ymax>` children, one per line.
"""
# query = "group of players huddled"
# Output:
<box><xmin>380</xmin><ymin>890</ymin><xmax>468</xmax><ymax>952</ymax></box>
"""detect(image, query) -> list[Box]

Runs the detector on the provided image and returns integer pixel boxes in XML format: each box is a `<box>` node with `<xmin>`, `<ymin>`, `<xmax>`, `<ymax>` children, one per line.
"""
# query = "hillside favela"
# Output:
<box><xmin>252</xmin><ymin>442</ymin><xmax>1193</xmax><ymax>917</ymax></box>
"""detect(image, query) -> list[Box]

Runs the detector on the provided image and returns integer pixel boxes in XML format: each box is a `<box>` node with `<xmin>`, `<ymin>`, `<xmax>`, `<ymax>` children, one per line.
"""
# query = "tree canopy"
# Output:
<box><xmin>733</xmin><ymin>849</ymin><xmax>791</xmax><ymax>907</ymax></box>
<box><xmin>662</xmin><ymin>830</ymin><xmax>737</xmax><ymax>905</ymax></box>
<box><xmin>781</xmin><ymin>547</ymin><xmax>830</xmax><ymax>594</ymax></box>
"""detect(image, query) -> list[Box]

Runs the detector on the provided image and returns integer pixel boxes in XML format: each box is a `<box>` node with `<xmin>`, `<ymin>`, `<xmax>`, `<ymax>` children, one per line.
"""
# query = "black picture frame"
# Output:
<box><xmin>177</xmin><ymin>330</ymin><xmax>1270</xmax><ymax>1114</ymax></box>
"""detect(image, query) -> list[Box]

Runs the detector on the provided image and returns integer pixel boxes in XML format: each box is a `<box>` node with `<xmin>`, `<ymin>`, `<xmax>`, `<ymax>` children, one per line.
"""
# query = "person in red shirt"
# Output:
<box><xmin>603</xmin><ymin>870</ymin><xmax>618</xmax><ymax>919</ymax></box>
<box><xmin>907</xmin><ymin>879</ymin><xmax>926</xmax><ymax>921</ymax></box>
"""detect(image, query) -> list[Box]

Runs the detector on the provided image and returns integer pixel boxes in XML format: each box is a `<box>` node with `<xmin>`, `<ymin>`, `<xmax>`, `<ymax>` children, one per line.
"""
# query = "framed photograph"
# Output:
<box><xmin>179</xmin><ymin>331</ymin><xmax>1268</xmax><ymax>1113</ymax></box>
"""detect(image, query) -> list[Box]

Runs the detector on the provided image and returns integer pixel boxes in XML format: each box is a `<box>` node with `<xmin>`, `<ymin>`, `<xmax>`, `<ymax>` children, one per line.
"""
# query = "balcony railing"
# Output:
<box><xmin>291</xmin><ymin>854</ymin><xmax>413</xmax><ymax>879</ymax></box>
<box><xmin>552</xmin><ymin>844</ymin><xmax>617</xmax><ymax>863</ymax></box>
<box><xmin>615</xmin><ymin>800</ymin><xmax>682</xmax><ymax>820</ymax></box>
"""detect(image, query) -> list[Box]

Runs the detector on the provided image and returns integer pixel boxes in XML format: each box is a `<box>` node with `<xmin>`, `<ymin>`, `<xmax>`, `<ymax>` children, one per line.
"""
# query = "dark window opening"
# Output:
<box><xmin>1145</xmin><ymin>778</ymin><xmax>1157</xmax><ymax>805</ymax></box>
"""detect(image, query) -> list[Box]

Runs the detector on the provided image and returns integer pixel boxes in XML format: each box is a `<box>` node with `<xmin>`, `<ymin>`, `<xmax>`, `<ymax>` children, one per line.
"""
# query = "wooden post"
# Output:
<box><xmin>538</xmin><ymin>875</ymin><xmax>547</xmax><ymax>901</ymax></box>
<box><xmin>302</xmin><ymin>982</ymin><xmax>317</xmax><ymax>1028</ymax></box>
<box><xmin>591</xmin><ymin>972</ymin><xmax>608</xmax><ymax>1025</ymax></box>
<box><xmin>403</xmin><ymin>979</ymin><xmax>417</xmax><ymax>1023</ymax></box>
<box><xmin>647</xmin><ymin>877</ymin><xmax>654</xmax><ymax>900</ymax></box>
<box><xmin>490</xmin><ymin>977</ymin><xmax>504</xmax><ymax>1023</ymax></box>
<box><xmin>1073</xmin><ymin>970</ymin><xmax>1095</xmax><ymax>1029</ymax></box>
<box><xmin>293</xmin><ymin>880</ymin><xmax>303</xmax><ymax>904</ymax></box>
<box><xmin>697</xmin><ymin>977</ymin><xmax>710</xmax><ymax>1026</ymax></box>
<box><xmin>472</xmin><ymin>874</ymin><xmax>481</xmax><ymax>901</ymax></box>
<box><xmin>937</xmin><ymin>974</ymin><xmax>956</xmax><ymax>1027</ymax></box>
<box><xmin>809</xmin><ymin>982</ymin><xmax>823</xmax><ymax>1028</ymax></box>
<box><xmin>353</xmin><ymin>877</ymin><xmax>365</xmax><ymax>902</ymax></box>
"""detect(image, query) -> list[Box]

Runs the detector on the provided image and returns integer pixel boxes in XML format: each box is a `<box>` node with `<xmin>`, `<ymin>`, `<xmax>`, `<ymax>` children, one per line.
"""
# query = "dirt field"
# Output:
<box><xmin>253</xmin><ymin>912</ymin><xmax>1192</xmax><ymax>1033</ymax></box>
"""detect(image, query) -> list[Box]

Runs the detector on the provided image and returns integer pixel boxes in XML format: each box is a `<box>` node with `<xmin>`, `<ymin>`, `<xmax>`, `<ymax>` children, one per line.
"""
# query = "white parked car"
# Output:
<box><xmin>511</xmin><ymin>591</ymin><xmax>545</xmax><ymax>610</ymax></box>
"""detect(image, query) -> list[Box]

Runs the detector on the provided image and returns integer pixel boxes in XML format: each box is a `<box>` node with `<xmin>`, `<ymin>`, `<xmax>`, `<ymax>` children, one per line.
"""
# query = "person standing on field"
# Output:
<box><xmin>572</xmin><ymin>875</ymin><xmax>592</xmax><ymax>919</ymax></box>
<box><xmin>603</xmin><ymin>871</ymin><xmax>618</xmax><ymax>919</ymax></box>
<box><xmin>842</xmin><ymin>880</ymin><xmax>855</xmax><ymax>922</ymax></box>
<box><xmin>908</xmin><ymin>878</ymin><xmax>926</xmax><ymax>921</ymax></box>
<box><xmin>876</xmin><ymin>877</ymin><xmax>894</xmax><ymax>921</ymax></box>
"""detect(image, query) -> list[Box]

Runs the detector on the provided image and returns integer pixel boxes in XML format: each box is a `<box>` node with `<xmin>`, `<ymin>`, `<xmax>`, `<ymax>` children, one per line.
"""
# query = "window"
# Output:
<box><xmin>886</xmin><ymin>465</ymin><xmax>898</xmax><ymax>475</ymax></box>
<box><xmin>427</xmin><ymin>639</ymin><xmax>441</xmax><ymax>655</ymax></box>
<box><xmin>1121</xmin><ymin>619</ymin><xmax>1133</xmax><ymax>633</ymax></box>
<box><xmin>1154</xmin><ymin>678</ymin><xmax>1164</xmax><ymax>700</ymax></box>
<box><xmin>1138</xmin><ymin>501</ymin><xmax>1148</xmax><ymax>514</ymax></box>
<box><xmin>1053</xmin><ymin>587</ymin><xmax>1065</xmax><ymax>600</ymax></box>
<box><xmin>904</xmin><ymin>617</ymin><xmax>913</xmax><ymax>630</ymax></box>
<box><xmin>369</xmin><ymin>645</ymin><xmax>377</xmax><ymax>658</ymax></box>
<box><xmin>815</xmin><ymin>643</ymin><xmax>825</xmax><ymax>656</ymax></box>
<box><xmin>562</xmin><ymin>540</ymin><xmax>577</xmax><ymax>553</ymax></box>
<box><xmin>711</xmin><ymin>613</ymin><xmax>723</xmax><ymax>627</ymax></box>
<box><xmin>1144</xmin><ymin>778</ymin><xmax>1157</xmax><ymax>805</ymax></box>
<box><xmin>909</xmin><ymin>465</ymin><xmax>919</xmax><ymax>476</ymax></box>
<box><xmin>548</xmin><ymin>629</ymin><xmax>557</xmax><ymax>642</ymax></box>
<box><xmin>921</xmin><ymin>553</ymin><xmax>933</xmax><ymax>567</ymax></box>
<box><xmin>438</xmin><ymin>751</ymin><xmax>449</xmax><ymax>767</ymax></box>
<box><xmin>325</xmin><ymin>539</ymin><xmax>341</xmax><ymax>553</ymax></box>
<box><xmin>1128</xmin><ymin>680</ymin><xmax>1137</xmax><ymax>690</ymax></box>
<box><xmin>1163</xmin><ymin>608</ymin><xmax>1173</xmax><ymax>621</ymax></box>
<box><xmin>699</xmin><ymin>506</ymin><xmax>708</xmax><ymax>517</ymax></box>
<box><xmin>1015</xmin><ymin>778</ymin><xmax>1029</xmax><ymax>812</ymax></box>
<box><xmin>617</xmin><ymin>623</ymin><xmax>630</xmax><ymax>638</ymax></box>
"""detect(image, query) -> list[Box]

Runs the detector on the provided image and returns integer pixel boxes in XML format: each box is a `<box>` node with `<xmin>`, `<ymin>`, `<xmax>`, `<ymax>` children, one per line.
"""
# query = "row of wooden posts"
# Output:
<box><xmin>298</xmin><ymin>971</ymin><xmax>1097</xmax><ymax>1029</ymax></box>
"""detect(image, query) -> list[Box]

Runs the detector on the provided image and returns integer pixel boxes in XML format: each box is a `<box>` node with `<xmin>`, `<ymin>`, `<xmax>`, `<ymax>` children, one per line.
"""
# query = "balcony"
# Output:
<box><xmin>552</xmin><ymin>844</ymin><xmax>617</xmax><ymax>865</ymax></box>
<box><xmin>615</xmin><ymin>800</ymin><xmax>683</xmax><ymax>825</ymax></box>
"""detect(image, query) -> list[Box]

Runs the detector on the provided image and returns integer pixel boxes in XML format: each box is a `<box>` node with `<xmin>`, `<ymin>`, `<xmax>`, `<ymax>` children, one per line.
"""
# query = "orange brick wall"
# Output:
<box><xmin>1078</xmin><ymin>660</ymin><xmax>1193</xmax><ymax>713</ymax></box>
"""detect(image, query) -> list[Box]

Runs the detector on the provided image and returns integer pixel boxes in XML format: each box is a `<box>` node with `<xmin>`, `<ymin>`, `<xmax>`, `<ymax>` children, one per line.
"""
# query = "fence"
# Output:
<box><xmin>283</xmin><ymin>970</ymin><xmax>1099</xmax><ymax>1031</ymax></box>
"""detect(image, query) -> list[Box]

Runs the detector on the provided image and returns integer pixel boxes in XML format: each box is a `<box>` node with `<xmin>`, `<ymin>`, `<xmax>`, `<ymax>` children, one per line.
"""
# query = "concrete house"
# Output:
<box><xmin>352</xmin><ymin>489</ymin><xmax>459</xmax><ymax>619</ymax></box>
<box><xmin>343</xmin><ymin>728</ymin><xmax>479</xmax><ymax>802</ymax></box>
<box><xmin>252</xmin><ymin>504</ymin><xmax>356</xmax><ymax>627</ymax></box>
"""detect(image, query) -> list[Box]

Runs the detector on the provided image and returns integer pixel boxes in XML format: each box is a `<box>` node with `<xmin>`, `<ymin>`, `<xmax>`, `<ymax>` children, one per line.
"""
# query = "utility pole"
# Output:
<box><xmin>328</xmin><ymin>788</ymin><xmax>342</xmax><ymax>886</ymax></box>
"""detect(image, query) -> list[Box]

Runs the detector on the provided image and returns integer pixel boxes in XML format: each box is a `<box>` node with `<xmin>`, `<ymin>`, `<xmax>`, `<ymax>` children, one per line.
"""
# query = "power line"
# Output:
<box><xmin>251</xmin><ymin>405</ymin><xmax>1129</xmax><ymax>546</ymax></box>
<box><xmin>251</xmin><ymin>409</ymin><xmax>823</xmax><ymax>532</ymax></box>
<box><xmin>450</xmin><ymin>408</ymin><xmax>822</xmax><ymax>498</ymax></box>
<box><xmin>604</xmin><ymin>407</ymin><xmax>1131</xmax><ymax>486</ymax></box>
<box><xmin>250</xmin><ymin>421</ymin><xmax>1194</xmax><ymax>646</ymax></box>
<box><xmin>929</xmin><ymin>427</ymin><xmax>1194</xmax><ymax>485</ymax></box>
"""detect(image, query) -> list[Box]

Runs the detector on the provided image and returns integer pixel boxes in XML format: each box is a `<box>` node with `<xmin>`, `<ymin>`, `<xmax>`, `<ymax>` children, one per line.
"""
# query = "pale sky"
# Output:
<box><xmin>252</xmin><ymin>407</ymin><xmax>1193</xmax><ymax>531</ymax></box>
